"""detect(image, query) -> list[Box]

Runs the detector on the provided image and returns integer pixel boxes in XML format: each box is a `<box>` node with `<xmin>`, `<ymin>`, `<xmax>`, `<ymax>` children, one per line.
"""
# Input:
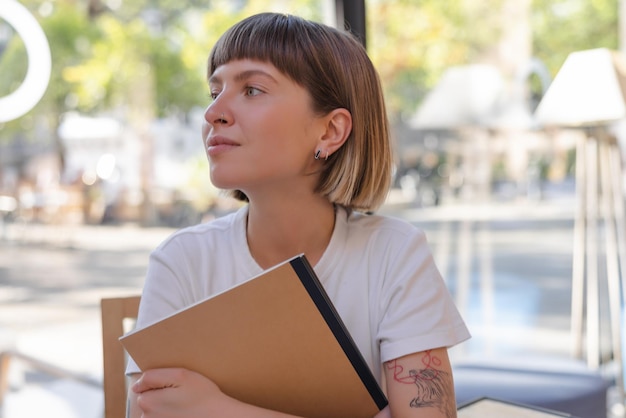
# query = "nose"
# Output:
<box><xmin>204</xmin><ymin>104</ymin><xmax>228</xmax><ymax>126</ymax></box>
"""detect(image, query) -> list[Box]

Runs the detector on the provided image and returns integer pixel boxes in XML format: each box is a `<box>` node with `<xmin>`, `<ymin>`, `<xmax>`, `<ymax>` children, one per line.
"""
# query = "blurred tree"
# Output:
<box><xmin>0</xmin><ymin>1</ymin><xmax>101</xmax><ymax>170</ymax></box>
<box><xmin>532</xmin><ymin>0</ymin><xmax>618</xmax><ymax>77</ymax></box>
<box><xmin>0</xmin><ymin>1</ymin><xmax>212</xmax><ymax>175</ymax></box>
<box><xmin>0</xmin><ymin>22</ymin><xmax>27</xmax><ymax>101</ymax></box>
<box><xmin>367</xmin><ymin>0</ymin><xmax>506</xmax><ymax>118</ymax></box>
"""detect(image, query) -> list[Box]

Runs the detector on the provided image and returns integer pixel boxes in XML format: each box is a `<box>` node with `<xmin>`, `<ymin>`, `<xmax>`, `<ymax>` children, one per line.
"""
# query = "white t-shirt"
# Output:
<box><xmin>126</xmin><ymin>205</ymin><xmax>470</xmax><ymax>384</ymax></box>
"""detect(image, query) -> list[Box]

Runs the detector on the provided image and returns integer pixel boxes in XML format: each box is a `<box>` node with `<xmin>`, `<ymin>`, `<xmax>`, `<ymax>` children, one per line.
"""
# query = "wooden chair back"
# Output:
<box><xmin>101</xmin><ymin>295</ymin><xmax>140</xmax><ymax>418</ymax></box>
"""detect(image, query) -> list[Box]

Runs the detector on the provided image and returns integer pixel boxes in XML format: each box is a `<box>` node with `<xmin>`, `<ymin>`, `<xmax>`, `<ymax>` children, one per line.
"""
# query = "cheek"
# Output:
<box><xmin>259</xmin><ymin>112</ymin><xmax>314</xmax><ymax>148</ymax></box>
<box><xmin>263</xmin><ymin>125</ymin><xmax>311</xmax><ymax>166</ymax></box>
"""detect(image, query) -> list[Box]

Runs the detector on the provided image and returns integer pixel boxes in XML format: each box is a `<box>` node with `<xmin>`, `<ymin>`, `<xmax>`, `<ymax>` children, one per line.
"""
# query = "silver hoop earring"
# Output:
<box><xmin>314</xmin><ymin>149</ymin><xmax>321</xmax><ymax>160</ymax></box>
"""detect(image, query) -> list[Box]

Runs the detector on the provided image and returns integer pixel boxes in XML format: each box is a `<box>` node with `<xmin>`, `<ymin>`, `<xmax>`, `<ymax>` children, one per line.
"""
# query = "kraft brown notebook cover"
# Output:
<box><xmin>120</xmin><ymin>254</ymin><xmax>388</xmax><ymax>418</ymax></box>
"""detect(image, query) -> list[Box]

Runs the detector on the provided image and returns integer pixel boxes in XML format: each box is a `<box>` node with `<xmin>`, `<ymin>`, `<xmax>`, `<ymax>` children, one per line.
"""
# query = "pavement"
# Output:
<box><xmin>0</xmin><ymin>192</ymin><xmax>623</xmax><ymax>417</ymax></box>
<box><xmin>0</xmin><ymin>221</ymin><xmax>174</xmax><ymax>418</ymax></box>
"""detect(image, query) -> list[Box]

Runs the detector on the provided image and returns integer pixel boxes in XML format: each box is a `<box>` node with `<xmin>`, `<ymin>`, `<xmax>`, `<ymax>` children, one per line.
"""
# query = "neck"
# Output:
<box><xmin>245</xmin><ymin>197</ymin><xmax>336</xmax><ymax>269</ymax></box>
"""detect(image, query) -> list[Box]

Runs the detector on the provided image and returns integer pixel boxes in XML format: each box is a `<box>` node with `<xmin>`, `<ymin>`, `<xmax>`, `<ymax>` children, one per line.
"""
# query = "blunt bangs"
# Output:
<box><xmin>210</xmin><ymin>14</ymin><xmax>310</xmax><ymax>88</ymax></box>
<box><xmin>208</xmin><ymin>13</ymin><xmax>348</xmax><ymax>115</ymax></box>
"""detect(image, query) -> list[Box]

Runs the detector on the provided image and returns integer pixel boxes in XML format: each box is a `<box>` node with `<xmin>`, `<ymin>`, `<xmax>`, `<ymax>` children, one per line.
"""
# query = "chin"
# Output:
<box><xmin>209</xmin><ymin>173</ymin><xmax>239</xmax><ymax>191</ymax></box>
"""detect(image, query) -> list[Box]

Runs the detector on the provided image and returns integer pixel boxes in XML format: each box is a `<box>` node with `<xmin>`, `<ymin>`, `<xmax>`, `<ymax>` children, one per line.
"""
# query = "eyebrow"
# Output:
<box><xmin>209</xmin><ymin>69</ymin><xmax>278</xmax><ymax>85</ymax></box>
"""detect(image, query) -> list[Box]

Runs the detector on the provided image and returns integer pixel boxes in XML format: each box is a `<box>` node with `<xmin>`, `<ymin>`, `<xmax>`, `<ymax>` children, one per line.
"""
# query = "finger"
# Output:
<box><xmin>132</xmin><ymin>368</ymin><xmax>185</xmax><ymax>393</ymax></box>
<box><xmin>136</xmin><ymin>388</ymin><xmax>181</xmax><ymax>417</ymax></box>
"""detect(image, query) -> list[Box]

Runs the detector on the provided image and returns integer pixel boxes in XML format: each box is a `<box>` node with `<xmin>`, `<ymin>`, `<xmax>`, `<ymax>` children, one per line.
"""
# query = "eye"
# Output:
<box><xmin>209</xmin><ymin>90</ymin><xmax>220</xmax><ymax>100</ymax></box>
<box><xmin>245</xmin><ymin>86</ymin><xmax>262</xmax><ymax>97</ymax></box>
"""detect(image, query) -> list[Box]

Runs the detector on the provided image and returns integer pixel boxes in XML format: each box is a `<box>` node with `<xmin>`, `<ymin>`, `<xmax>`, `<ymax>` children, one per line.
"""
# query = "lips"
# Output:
<box><xmin>207</xmin><ymin>135</ymin><xmax>238</xmax><ymax>147</ymax></box>
<box><xmin>206</xmin><ymin>135</ymin><xmax>239</xmax><ymax>156</ymax></box>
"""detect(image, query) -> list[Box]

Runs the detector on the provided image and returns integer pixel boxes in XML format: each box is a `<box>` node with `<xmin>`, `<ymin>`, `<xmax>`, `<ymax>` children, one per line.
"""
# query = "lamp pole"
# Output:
<box><xmin>335</xmin><ymin>0</ymin><xmax>367</xmax><ymax>48</ymax></box>
<box><xmin>535</xmin><ymin>48</ymin><xmax>626</xmax><ymax>403</ymax></box>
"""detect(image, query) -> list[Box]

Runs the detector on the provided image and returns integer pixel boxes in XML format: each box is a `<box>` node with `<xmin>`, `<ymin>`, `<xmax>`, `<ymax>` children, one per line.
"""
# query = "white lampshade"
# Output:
<box><xmin>535</xmin><ymin>48</ymin><xmax>626</xmax><ymax>127</ymax></box>
<box><xmin>408</xmin><ymin>64</ymin><xmax>504</xmax><ymax>129</ymax></box>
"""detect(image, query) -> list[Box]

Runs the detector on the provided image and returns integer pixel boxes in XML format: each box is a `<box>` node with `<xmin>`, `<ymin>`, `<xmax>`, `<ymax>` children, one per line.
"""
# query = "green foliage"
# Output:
<box><xmin>0</xmin><ymin>2</ymin><xmax>102</xmax><ymax>138</ymax></box>
<box><xmin>367</xmin><ymin>0</ymin><xmax>506</xmax><ymax>116</ymax></box>
<box><xmin>532</xmin><ymin>0</ymin><xmax>618</xmax><ymax>77</ymax></box>
<box><xmin>0</xmin><ymin>27</ymin><xmax>27</xmax><ymax>98</ymax></box>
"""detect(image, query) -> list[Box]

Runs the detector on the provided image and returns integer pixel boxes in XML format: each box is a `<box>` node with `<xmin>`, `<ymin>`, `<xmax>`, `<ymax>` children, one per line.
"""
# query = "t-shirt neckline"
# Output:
<box><xmin>235</xmin><ymin>204</ymin><xmax>349</xmax><ymax>281</ymax></box>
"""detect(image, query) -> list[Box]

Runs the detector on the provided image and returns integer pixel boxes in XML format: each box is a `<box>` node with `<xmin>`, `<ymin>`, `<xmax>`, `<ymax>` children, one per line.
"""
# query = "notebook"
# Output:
<box><xmin>120</xmin><ymin>254</ymin><xmax>388</xmax><ymax>418</ymax></box>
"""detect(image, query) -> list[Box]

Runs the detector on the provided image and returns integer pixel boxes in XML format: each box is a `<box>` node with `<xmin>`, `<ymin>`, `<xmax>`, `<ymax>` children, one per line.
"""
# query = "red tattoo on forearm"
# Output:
<box><xmin>386</xmin><ymin>351</ymin><xmax>455</xmax><ymax>418</ymax></box>
<box><xmin>387</xmin><ymin>350</ymin><xmax>443</xmax><ymax>383</ymax></box>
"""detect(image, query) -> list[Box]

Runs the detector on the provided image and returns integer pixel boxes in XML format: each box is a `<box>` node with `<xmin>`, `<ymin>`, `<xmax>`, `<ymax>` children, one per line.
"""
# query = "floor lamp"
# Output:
<box><xmin>535</xmin><ymin>48</ymin><xmax>626</xmax><ymax>402</ymax></box>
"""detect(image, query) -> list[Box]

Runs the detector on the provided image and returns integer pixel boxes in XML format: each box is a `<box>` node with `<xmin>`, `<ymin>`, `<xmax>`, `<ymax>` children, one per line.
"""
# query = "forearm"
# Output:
<box><xmin>384</xmin><ymin>348</ymin><xmax>457</xmax><ymax>418</ymax></box>
<box><xmin>130</xmin><ymin>392</ymin><xmax>306</xmax><ymax>418</ymax></box>
<box><xmin>128</xmin><ymin>368</ymin><xmax>397</xmax><ymax>418</ymax></box>
<box><xmin>128</xmin><ymin>369</ymin><xmax>307</xmax><ymax>418</ymax></box>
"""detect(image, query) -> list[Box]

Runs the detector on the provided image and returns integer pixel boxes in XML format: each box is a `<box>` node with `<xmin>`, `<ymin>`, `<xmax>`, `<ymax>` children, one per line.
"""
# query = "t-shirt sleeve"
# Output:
<box><xmin>376</xmin><ymin>227</ymin><xmax>470</xmax><ymax>363</ymax></box>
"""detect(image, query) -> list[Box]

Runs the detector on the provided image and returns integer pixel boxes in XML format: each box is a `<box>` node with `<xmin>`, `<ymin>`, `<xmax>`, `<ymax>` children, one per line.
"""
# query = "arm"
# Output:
<box><xmin>126</xmin><ymin>350</ymin><xmax>457</xmax><ymax>418</ymax></box>
<box><xmin>383</xmin><ymin>347</ymin><xmax>457</xmax><ymax>418</ymax></box>
<box><xmin>127</xmin><ymin>368</ymin><xmax>305</xmax><ymax>418</ymax></box>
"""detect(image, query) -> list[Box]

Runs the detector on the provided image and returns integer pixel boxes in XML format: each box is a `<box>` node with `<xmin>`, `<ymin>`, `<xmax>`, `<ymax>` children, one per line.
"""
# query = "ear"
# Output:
<box><xmin>317</xmin><ymin>108</ymin><xmax>352</xmax><ymax>156</ymax></box>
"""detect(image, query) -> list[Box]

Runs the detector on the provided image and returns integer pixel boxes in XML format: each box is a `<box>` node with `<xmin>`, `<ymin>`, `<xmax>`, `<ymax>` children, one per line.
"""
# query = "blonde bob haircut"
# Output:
<box><xmin>208</xmin><ymin>13</ymin><xmax>393</xmax><ymax>212</ymax></box>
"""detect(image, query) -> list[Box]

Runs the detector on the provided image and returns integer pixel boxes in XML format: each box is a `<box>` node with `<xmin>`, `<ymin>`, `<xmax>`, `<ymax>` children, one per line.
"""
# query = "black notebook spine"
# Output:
<box><xmin>289</xmin><ymin>256</ymin><xmax>389</xmax><ymax>410</ymax></box>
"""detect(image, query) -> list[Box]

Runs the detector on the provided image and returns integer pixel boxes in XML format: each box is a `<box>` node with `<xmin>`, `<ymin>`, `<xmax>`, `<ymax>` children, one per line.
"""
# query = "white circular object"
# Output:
<box><xmin>0</xmin><ymin>0</ymin><xmax>51</xmax><ymax>122</ymax></box>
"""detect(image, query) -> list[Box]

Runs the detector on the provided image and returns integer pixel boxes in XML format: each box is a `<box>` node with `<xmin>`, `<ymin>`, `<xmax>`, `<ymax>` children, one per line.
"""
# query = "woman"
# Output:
<box><xmin>127</xmin><ymin>12</ymin><xmax>470</xmax><ymax>418</ymax></box>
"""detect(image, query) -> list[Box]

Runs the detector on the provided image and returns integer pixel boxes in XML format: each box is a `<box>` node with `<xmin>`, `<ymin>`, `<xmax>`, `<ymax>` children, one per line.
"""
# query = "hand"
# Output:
<box><xmin>132</xmin><ymin>368</ymin><xmax>231</xmax><ymax>417</ymax></box>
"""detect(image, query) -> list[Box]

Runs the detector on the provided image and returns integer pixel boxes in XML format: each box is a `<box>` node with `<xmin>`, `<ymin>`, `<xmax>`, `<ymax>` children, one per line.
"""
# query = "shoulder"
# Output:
<box><xmin>344</xmin><ymin>208</ymin><xmax>427</xmax><ymax>243</ymax></box>
<box><xmin>337</xmin><ymin>208</ymin><xmax>435</xmax><ymax>273</ymax></box>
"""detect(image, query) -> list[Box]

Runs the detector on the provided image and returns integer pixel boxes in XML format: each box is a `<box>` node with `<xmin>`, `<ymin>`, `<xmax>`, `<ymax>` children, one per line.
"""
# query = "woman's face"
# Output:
<box><xmin>202</xmin><ymin>59</ymin><xmax>325</xmax><ymax>199</ymax></box>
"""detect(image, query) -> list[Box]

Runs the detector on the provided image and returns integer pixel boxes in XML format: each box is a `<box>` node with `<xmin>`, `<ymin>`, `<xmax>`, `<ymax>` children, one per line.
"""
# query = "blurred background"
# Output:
<box><xmin>0</xmin><ymin>0</ymin><xmax>607</xmax><ymax>226</ymax></box>
<box><xmin>1</xmin><ymin>0</ymin><xmax>626</xmax><ymax>417</ymax></box>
